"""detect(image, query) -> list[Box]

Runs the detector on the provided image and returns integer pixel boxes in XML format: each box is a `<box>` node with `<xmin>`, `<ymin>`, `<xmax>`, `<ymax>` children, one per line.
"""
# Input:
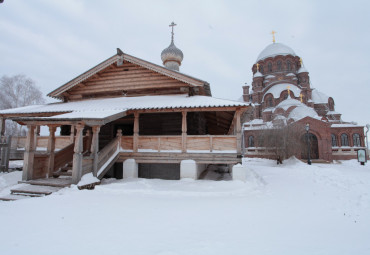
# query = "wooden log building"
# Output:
<box><xmin>0</xmin><ymin>43</ymin><xmax>249</xmax><ymax>184</ymax></box>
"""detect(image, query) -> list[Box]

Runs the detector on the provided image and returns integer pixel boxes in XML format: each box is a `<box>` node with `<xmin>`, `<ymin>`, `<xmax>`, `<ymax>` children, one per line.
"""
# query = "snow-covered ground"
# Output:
<box><xmin>0</xmin><ymin>158</ymin><xmax>369</xmax><ymax>255</ymax></box>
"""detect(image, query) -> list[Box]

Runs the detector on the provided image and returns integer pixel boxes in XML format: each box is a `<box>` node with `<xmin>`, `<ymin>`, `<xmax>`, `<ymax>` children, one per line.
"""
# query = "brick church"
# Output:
<box><xmin>241</xmin><ymin>37</ymin><xmax>366</xmax><ymax>162</ymax></box>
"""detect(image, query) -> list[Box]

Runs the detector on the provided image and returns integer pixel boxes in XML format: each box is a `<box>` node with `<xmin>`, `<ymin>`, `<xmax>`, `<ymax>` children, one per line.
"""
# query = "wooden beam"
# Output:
<box><xmin>47</xmin><ymin>125</ymin><xmax>57</xmax><ymax>177</ymax></box>
<box><xmin>0</xmin><ymin>117</ymin><xmax>5</xmax><ymax>136</ymax></box>
<box><xmin>23</xmin><ymin>125</ymin><xmax>36</xmax><ymax>181</ymax></box>
<box><xmin>72</xmin><ymin>124</ymin><xmax>84</xmax><ymax>184</ymax></box>
<box><xmin>182</xmin><ymin>111</ymin><xmax>187</xmax><ymax>153</ymax></box>
<box><xmin>133</xmin><ymin>112</ymin><xmax>139</xmax><ymax>152</ymax></box>
<box><xmin>91</xmin><ymin>125</ymin><xmax>101</xmax><ymax>177</ymax></box>
<box><xmin>236</xmin><ymin>108</ymin><xmax>242</xmax><ymax>154</ymax></box>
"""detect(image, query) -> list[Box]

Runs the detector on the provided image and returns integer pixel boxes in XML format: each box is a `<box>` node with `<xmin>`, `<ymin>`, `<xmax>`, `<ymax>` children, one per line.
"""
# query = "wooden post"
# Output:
<box><xmin>33</xmin><ymin>125</ymin><xmax>39</xmax><ymax>150</ymax></box>
<box><xmin>91</xmin><ymin>125</ymin><xmax>101</xmax><ymax>177</ymax></box>
<box><xmin>23</xmin><ymin>125</ymin><xmax>36</xmax><ymax>181</ymax></box>
<box><xmin>236</xmin><ymin>109</ymin><xmax>242</xmax><ymax>154</ymax></box>
<box><xmin>72</xmin><ymin>124</ymin><xmax>84</xmax><ymax>184</ymax></box>
<box><xmin>182</xmin><ymin>111</ymin><xmax>187</xmax><ymax>153</ymax></box>
<box><xmin>133</xmin><ymin>112</ymin><xmax>139</xmax><ymax>152</ymax></box>
<box><xmin>47</xmin><ymin>126</ymin><xmax>57</xmax><ymax>178</ymax></box>
<box><xmin>0</xmin><ymin>118</ymin><xmax>5</xmax><ymax>136</ymax></box>
<box><xmin>70</xmin><ymin>125</ymin><xmax>75</xmax><ymax>143</ymax></box>
<box><xmin>85</xmin><ymin>129</ymin><xmax>92</xmax><ymax>153</ymax></box>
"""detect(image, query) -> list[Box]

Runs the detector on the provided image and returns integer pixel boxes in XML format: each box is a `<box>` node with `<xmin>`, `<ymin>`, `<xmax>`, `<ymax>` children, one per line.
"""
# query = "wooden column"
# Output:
<box><xmin>47</xmin><ymin>125</ymin><xmax>57</xmax><ymax>178</ymax></box>
<box><xmin>22</xmin><ymin>125</ymin><xmax>36</xmax><ymax>181</ymax></box>
<box><xmin>70</xmin><ymin>125</ymin><xmax>75</xmax><ymax>143</ymax></box>
<box><xmin>182</xmin><ymin>111</ymin><xmax>187</xmax><ymax>153</ymax></box>
<box><xmin>33</xmin><ymin>125</ymin><xmax>39</xmax><ymax>150</ymax></box>
<box><xmin>72</xmin><ymin>124</ymin><xmax>84</xmax><ymax>184</ymax></box>
<box><xmin>91</xmin><ymin>125</ymin><xmax>101</xmax><ymax>177</ymax></box>
<box><xmin>236</xmin><ymin>109</ymin><xmax>242</xmax><ymax>154</ymax></box>
<box><xmin>0</xmin><ymin>118</ymin><xmax>5</xmax><ymax>136</ymax></box>
<box><xmin>85</xmin><ymin>129</ymin><xmax>92</xmax><ymax>153</ymax></box>
<box><xmin>133</xmin><ymin>112</ymin><xmax>139</xmax><ymax>152</ymax></box>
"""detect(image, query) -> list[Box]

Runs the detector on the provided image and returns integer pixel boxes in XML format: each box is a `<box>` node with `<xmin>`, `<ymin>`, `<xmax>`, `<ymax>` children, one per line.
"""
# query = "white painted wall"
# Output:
<box><xmin>180</xmin><ymin>160</ymin><xmax>205</xmax><ymax>179</ymax></box>
<box><xmin>232</xmin><ymin>163</ymin><xmax>247</xmax><ymax>182</ymax></box>
<box><xmin>122</xmin><ymin>159</ymin><xmax>138</xmax><ymax>178</ymax></box>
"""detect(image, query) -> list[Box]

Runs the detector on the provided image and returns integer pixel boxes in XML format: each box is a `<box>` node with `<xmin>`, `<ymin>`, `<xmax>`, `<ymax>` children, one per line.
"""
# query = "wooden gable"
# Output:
<box><xmin>49</xmin><ymin>49</ymin><xmax>211</xmax><ymax>101</ymax></box>
<box><xmin>64</xmin><ymin>61</ymin><xmax>194</xmax><ymax>100</ymax></box>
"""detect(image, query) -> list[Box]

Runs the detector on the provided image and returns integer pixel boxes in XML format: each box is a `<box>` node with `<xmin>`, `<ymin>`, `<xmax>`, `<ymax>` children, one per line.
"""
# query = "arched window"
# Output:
<box><xmin>248</xmin><ymin>135</ymin><xmax>255</xmax><ymax>147</ymax></box>
<box><xmin>341</xmin><ymin>133</ymin><xmax>349</xmax><ymax>146</ymax></box>
<box><xmin>287</xmin><ymin>61</ymin><xmax>291</xmax><ymax>71</ymax></box>
<box><xmin>353</xmin><ymin>133</ymin><xmax>361</xmax><ymax>147</ymax></box>
<box><xmin>260</xmin><ymin>65</ymin><xmax>264</xmax><ymax>73</ymax></box>
<box><xmin>267</xmin><ymin>97</ymin><xmax>273</xmax><ymax>107</ymax></box>
<box><xmin>328</xmin><ymin>98</ymin><xmax>335</xmax><ymax>111</ymax></box>
<box><xmin>283</xmin><ymin>93</ymin><xmax>288</xmax><ymax>100</ymax></box>
<box><xmin>277</xmin><ymin>60</ymin><xmax>282</xmax><ymax>71</ymax></box>
<box><xmin>268</xmin><ymin>62</ymin><xmax>272</xmax><ymax>72</ymax></box>
<box><xmin>331</xmin><ymin>134</ymin><xmax>337</xmax><ymax>147</ymax></box>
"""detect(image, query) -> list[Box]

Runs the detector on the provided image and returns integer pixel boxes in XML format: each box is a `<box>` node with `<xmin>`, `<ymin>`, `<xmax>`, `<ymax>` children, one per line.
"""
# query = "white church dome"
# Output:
<box><xmin>256</xmin><ymin>43</ymin><xmax>296</xmax><ymax>62</ymax></box>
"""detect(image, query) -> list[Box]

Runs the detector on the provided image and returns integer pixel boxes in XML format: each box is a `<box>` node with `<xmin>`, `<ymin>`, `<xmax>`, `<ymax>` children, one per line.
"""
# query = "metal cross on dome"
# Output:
<box><xmin>271</xmin><ymin>30</ymin><xmax>277</xmax><ymax>43</ymax></box>
<box><xmin>169</xmin><ymin>22</ymin><xmax>177</xmax><ymax>41</ymax></box>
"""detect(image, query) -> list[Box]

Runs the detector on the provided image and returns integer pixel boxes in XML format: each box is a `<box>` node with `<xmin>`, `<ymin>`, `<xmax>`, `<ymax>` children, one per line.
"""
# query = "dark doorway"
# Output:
<box><xmin>301</xmin><ymin>133</ymin><xmax>319</xmax><ymax>159</ymax></box>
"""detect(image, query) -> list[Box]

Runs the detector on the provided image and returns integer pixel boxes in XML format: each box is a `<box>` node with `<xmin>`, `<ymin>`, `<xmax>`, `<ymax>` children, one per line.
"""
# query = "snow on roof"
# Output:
<box><xmin>263</xmin><ymin>107</ymin><xmax>275</xmax><ymax>112</ymax></box>
<box><xmin>253</xmin><ymin>71</ymin><xmax>263</xmax><ymax>78</ymax></box>
<box><xmin>311</xmin><ymin>89</ymin><xmax>329</xmax><ymax>104</ymax></box>
<box><xmin>331</xmin><ymin>123</ymin><xmax>361</xmax><ymax>128</ymax></box>
<box><xmin>0</xmin><ymin>95</ymin><xmax>248</xmax><ymax>120</ymax></box>
<box><xmin>298</xmin><ymin>66</ymin><xmax>308</xmax><ymax>73</ymax></box>
<box><xmin>263</xmin><ymin>83</ymin><xmax>301</xmax><ymax>100</ymax></box>
<box><xmin>288</xmin><ymin>104</ymin><xmax>320</xmax><ymax>121</ymax></box>
<box><xmin>274</xmin><ymin>97</ymin><xmax>303</xmax><ymax>111</ymax></box>
<box><xmin>286</xmin><ymin>73</ymin><xmax>296</xmax><ymax>77</ymax></box>
<box><xmin>327</xmin><ymin>111</ymin><xmax>340</xmax><ymax>115</ymax></box>
<box><xmin>256</xmin><ymin>43</ymin><xmax>296</xmax><ymax>62</ymax></box>
<box><xmin>265</xmin><ymin>74</ymin><xmax>275</xmax><ymax>79</ymax></box>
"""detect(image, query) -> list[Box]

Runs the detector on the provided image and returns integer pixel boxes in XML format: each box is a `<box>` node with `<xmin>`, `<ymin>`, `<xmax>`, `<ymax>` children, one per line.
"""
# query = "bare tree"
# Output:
<box><xmin>0</xmin><ymin>74</ymin><xmax>45</xmax><ymax>135</ymax></box>
<box><xmin>258</xmin><ymin>122</ymin><xmax>304</xmax><ymax>161</ymax></box>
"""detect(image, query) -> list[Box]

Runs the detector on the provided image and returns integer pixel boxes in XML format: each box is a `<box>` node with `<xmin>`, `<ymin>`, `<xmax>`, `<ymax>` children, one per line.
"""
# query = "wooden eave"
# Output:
<box><xmin>48</xmin><ymin>49</ymin><xmax>209</xmax><ymax>99</ymax></box>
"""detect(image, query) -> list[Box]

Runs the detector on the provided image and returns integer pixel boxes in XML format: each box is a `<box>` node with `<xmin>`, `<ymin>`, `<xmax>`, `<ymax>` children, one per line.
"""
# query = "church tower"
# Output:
<box><xmin>161</xmin><ymin>22</ymin><xmax>184</xmax><ymax>71</ymax></box>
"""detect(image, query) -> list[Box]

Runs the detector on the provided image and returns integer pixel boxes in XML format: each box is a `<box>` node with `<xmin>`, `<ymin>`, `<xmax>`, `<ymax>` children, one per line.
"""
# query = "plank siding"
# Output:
<box><xmin>66</xmin><ymin>62</ymin><xmax>190</xmax><ymax>100</ymax></box>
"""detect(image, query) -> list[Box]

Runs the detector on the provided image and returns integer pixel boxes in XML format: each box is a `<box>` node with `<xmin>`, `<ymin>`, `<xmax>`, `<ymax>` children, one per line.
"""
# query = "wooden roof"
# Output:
<box><xmin>48</xmin><ymin>49</ymin><xmax>211</xmax><ymax>100</ymax></box>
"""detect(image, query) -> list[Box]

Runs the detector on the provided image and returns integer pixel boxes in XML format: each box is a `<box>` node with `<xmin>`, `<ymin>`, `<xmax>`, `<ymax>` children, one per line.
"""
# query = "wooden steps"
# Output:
<box><xmin>19</xmin><ymin>177</ymin><xmax>72</xmax><ymax>188</ymax></box>
<box><xmin>11</xmin><ymin>184</ymin><xmax>62</xmax><ymax>196</ymax></box>
<box><xmin>0</xmin><ymin>194</ymin><xmax>29</xmax><ymax>201</ymax></box>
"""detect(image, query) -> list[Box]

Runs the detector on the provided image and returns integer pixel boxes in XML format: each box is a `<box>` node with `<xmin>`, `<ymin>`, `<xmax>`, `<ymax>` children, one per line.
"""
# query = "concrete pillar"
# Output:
<box><xmin>180</xmin><ymin>159</ymin><xmax>204</xmax><ymax>179</ymax></box>
<box><xmin>47</xmin><ymin>125</ymin><xmax>57</xmax><ymax>178</ymax></box>
<box><xmin>122</xmin><ymin>159</ymin><xmax>138</xmax><ymax>178</ymax></box>
<box><xmin>232</xmin><ymin>163</ymin><xmax>247</xmax><ymax>182</ymax></box>
<box><xmin>72</xmin><ymin>124</ymin><xmax>84</xmax><ymax>184</ymax></box>
<box><xmin>23</xmin><ymin>125</ymin><xmax>36</xmax><ymax>181</ymax></box>
<box><xmin>91</xmin><ymin>126</ymin><xmax>101</xmax><ymax>177</ymax></box>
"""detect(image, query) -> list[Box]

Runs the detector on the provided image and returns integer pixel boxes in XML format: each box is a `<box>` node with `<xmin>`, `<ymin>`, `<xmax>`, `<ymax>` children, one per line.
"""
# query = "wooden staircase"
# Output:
<box><xmin>0</xmin><ymin>177</ymin><xmax>72</xmax><ymax>201</ymax></box>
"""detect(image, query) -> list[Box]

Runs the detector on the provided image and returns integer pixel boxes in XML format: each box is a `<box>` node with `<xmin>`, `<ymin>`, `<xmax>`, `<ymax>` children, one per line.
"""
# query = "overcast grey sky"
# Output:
<box><xmin>0</xmin><ymin>0</ymin><xmax>369</xmax><ymax>126</ymax></box>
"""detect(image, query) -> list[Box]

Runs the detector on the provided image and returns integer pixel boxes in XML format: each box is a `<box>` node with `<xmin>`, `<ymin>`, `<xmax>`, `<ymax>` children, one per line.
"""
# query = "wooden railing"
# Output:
<box><xmin>97</xmin><ymin>136</ymin><xmax>120</xmax><ymax>175</ymax></box>
<box><xmin>121</xmin><ymin>135</ymin><xmax>237</xmax><ymax>153</ymax></box>
<box><xmin>11</xmin><ymin>136</ymin><xmax>72</xmax><ymax>150</ymax></box>
<box><xmin>53</xmin><ymin>142</ymin><xmax>75</xmax><ymax>172</ymax></box>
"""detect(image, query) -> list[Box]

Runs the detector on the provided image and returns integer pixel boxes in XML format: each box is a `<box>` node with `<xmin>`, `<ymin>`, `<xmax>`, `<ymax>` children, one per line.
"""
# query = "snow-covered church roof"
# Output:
<box><xmin>263</xmin><ymin>83</ymin><xmax>301</xmax><ymax>100</ymax></box>
<box><xmin>288</xmin><ymin>104</ymin><xmax>320</xmax><ymax>121</ymax></box>
<box><xmin>274</xmin><ymin>97</ymin><xmax>302</xmax><ymax>111</ymax></box>
<box><xmin>311</xmin><ymin>89</ymin><xmax>329</xmax><ymax>104</ymax></box>
<box><xmin>256</xmin><ymin>43</ymin><xmax>296</xmax><ymax>62</ymax></box>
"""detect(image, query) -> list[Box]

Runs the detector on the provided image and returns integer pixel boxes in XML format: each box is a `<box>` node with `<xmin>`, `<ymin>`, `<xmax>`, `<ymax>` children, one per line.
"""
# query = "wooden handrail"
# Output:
<box><xmin>53</xmin><ymin>142</ymin><xmax>74</xmax><ymax>172</ymax></box>
<box><xmin>97</xmin><ymin>136</ymin><xmax>120</xmax><ymax>170</ymax></box>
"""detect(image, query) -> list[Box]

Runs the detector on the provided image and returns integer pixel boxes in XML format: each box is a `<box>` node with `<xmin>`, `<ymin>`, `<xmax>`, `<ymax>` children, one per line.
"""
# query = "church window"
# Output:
<box><xmin>260</xmin><ymin>65</ymin><xmax>264</xmax><ymax>73</ymax></box>
<box><xmin>248</xmin><ymin>135</ymin><xmax>255</xmax><ymax>147</ymax></box>
<box><xmin>331</xmin><ymin>134</ymin><xmax>337</xmax><ymax>147</ymax></box>
<box><xmin>353</xmin><ymin>133</ymin><xmax>361</xmax><ymax>147</ymax></box>
<box><xmin>277</xmin><ymin>60</ymin><xmax>282</xmax><ymax>71</ymax></box>
<box><xmin>268</xmin><ymin>62</ymin><xmax>272</xmax><ymax>72</ymax></box>
<box><xmin>283</xmin><ymin>93</ymin><xmax>288</xmax><ymax>100</ymax></box>
<box><xmin>267</xmin><ymin>97</ymin><xmax>273</xmax><ymax>107</ymax></box>
<box><xmin>287</xmin><ymin>61</ymin><xmax>291</xmax><ymax>71</ymax></box>
<box><xmin>341</xmin><ymin>133</ymin><xmax>349</xmax><ymax>146</ymax></box>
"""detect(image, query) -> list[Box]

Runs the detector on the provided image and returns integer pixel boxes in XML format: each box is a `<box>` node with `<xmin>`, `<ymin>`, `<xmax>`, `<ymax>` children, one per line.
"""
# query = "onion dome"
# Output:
<box><xmin>161</xmin><ymin>22</ymin><xmax>183</xmax><ymax>71</ymax></box>
<box><xmin>256</xmin><ymin>43</ymin><xmax>296</xmax><ymax>62</ymax></box>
